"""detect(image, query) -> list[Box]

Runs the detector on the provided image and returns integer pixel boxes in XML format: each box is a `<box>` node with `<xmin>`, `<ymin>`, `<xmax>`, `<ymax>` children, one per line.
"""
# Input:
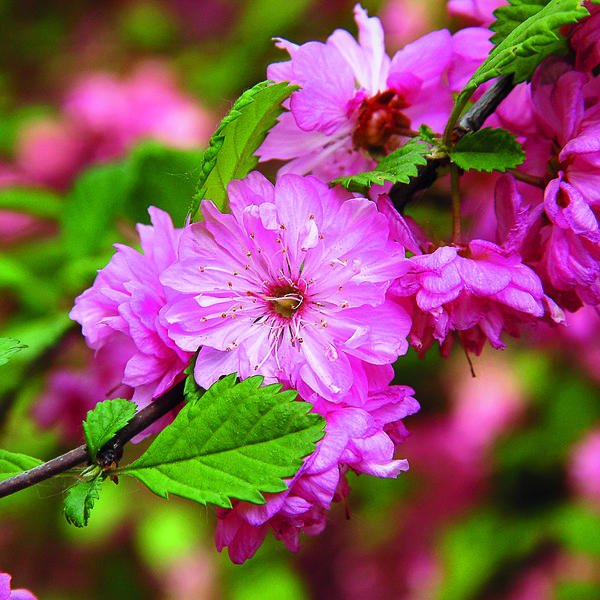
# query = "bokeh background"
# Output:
<box><xmin>1</xmin><ymin>1</ymin><xmax>600</xmax><ymax>598</ymax></box>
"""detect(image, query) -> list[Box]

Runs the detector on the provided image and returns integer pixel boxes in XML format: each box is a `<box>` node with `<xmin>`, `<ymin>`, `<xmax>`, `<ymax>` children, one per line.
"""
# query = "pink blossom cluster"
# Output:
<box><xmin>69</xmin><ymin>0</ymin><xmax>600</xmax><ymax>565</ymax></box>
<box><xmin>257</xmin><ymin>2</ymin><xmax>600</xmax><ymax>358</ymax></box>
<box><xmin>71</xmin><ymin>173</ymin><xmax>419</xmax><ymax>561</ymax></box>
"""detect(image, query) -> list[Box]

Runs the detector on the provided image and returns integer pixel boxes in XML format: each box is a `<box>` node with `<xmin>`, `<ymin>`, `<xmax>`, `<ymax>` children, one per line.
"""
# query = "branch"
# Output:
<box><xmin>0</xmin><ymin>381</ymin><xmax>186</xmax><ymax>498</ymax></box>
<box><xmin>388</xmin><ymin>73</ymin><xmax>516</xmax><ymax>213</ymax></box>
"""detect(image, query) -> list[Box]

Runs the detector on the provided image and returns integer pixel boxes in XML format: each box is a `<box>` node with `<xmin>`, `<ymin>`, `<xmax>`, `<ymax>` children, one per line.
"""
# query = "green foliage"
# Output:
<box><xmin>0</xmin><ymin>187</ymin><xmax>62</xmax><ymax>219</ymax></box>
<box><xmin>332</xmin><ymin>138</ymin><xmax>430</xmax><ymax>195</ymax></box>
<box><xmin>438</xmin><ymin>509</ymin><xmax>547</xmax><ymax>600</ymax></box>
<box><xmin>0</xmin><ymin>338</ymin><xmax>27</xmax><ymax>366</ymax></box>
<box><xmin>124</xmin><ymin>142</ymin><xmax>204</xmax><ymax>227</ymax></box>
<box><xmin>61</xmin><ymin>161</ymin><xmax>135</xmax><ymax>258</ymax></box>
<box><xmin>61</xmin><ymin>142</ymin><xmax>204</xmax><ymax>257</ymax></box>
<box><xmin>189</xmin><ymin>81</ymin><xmax>298</xmax><ymax>222</ymax></box>
<box><xmin>82</xmin><ymin>398</ymin><xmax>137</xmax><ymax>461</ymax></box>
<box><xmin>552</xmin><ymin>504</ymin><xmax>600</xmax><ymax>558</ymax></box>
<box><xmin>0</xmin><ymin>448</ymin><xmax>43</xmax><ymax>481</ymax></box>
<box><xmin>418</xmin><ymin>124</ymin><xmax>437</xmax><ymax>144</ymax></box>
<box><xmin>63</xmin><ymin>477</ymin><xmax>103</xmax><ymax>527</ymax></box>
<box><xmin>120</xmin><ymin>374</ymin><xmax>325</xmax><ymax>508</ymax></box>
<box><xmin>449</xmin><ymin>127</ymin><xmax>525</xmax><ymax>172</ymax></box>
<box><xmin>484</xmin><ymin>0</ymin><xmax>586</xmax><ymax>84</ymax></box>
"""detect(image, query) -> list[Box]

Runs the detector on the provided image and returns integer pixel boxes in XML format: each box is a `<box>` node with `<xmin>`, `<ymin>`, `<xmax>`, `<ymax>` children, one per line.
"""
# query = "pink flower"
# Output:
<box><xmin>447</xmin><ymin>0</ymin><xmax>507</xmax><ymax>27</ymax></box>
<box><xmin>65</xmin><ymin>61</ymin><xmax>214</xmax><ymax>158</ymax></box>
<box><xmin>14</xmin><ymin>61</ymin><xmax>214</xmax><ymax>189</ymax></box>
<box><xmin>70</xmin><ymin>207</ymin><xmax>192</xmax><ymax>420</ymax></box>
<box><xmin>258</xmin><ymin>4</ymin><xmax>487</xmax><ymax>182</ymax></box>
<box><xmin>569</xmin><ymin>2</ymin><xmax>600</xmax><ymax>72</ymax></box>
<box><xmin>570</xmin><ymin>429</ymin><xmax>600</xmax><ymax>503</ymax></box>
<box><xmin>214</xmin><ymin>379</ymin><xmax>419</xmax><ymax>563</ymax></box>
<box><xmin>161</xmin><ymin>171</ymin><xmax>412</xmax><ymax>403</ymax></box>
<box><xmin>392</xmin><ymin>239</ymin><xmax>556</xmax><ymax>356</ymax></box>
<box><xmin>0</xmin><ymin>573</ymin><xmax>37</xmax><ymax>600</ymax></box>
<box><xmin>495</xmin><ymin>58</ymin><xmax>600</xmax><ymax>309</ymax></box>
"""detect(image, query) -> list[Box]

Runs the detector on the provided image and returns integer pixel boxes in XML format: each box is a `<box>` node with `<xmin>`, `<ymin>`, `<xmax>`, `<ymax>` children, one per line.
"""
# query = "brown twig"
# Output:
<box><xmin>0</xmin><ymin>381</ymin><xmax>185</xmax><ymax>499</ymax></box>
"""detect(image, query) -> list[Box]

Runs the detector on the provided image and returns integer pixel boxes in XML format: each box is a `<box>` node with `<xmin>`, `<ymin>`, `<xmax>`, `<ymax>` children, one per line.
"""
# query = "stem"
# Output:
<box><xmin>507</xmin><ymin>168</ymin><xmax>546</xmax><ymax>189</ymax></box>
<box><xmin>451</xmin><ymin>164</ymin><xmax>462</xmax><ymax>244</ymax></box>
<box><xmin>389</xmin><ymin>73</ymin><xmax>516</xmax><ymax>213</ymax></box>
<box><xmin>0</xmin><ymin>381</ymin><xmax>186</xmax><ymax>499</ymax></box>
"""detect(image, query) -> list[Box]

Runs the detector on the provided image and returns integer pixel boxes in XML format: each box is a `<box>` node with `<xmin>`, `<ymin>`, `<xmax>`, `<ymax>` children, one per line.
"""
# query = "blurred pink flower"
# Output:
<box><xmin>161</xmin><ymin>171</ymin><xmax>412</xmax><ymax>403</ymax></box>
<box><xmin>570</xmin><ymin>429</ymin><xmax>600</xmax><ymax>503</ymax></box>
<box><xmin>447</xmin><ymin>0</ymin><xmax>507</xmax><ymax>27</ymax></box>
<box><xmin>65</xmin><ymin>61</ymin><xmax>213</xmax><ymax>156</ymax></box>
<box><xmin>0</xmin><ymin>572</ymin><xmax>37</xmax><ymax>600</ymax></box>
<box><xmin>32</xmin><ymin>341</ymin><xmax>134</xmax><ymax>443</ymax></box>
<box><xmin>14</xmin><ymin>61</ymin><xmax>213</xmax><ymax>189</ymax></box>
<box><xmin>447</xmin><ymin>351</ymin><xmax>524</xmax><ymax>459</ymax></box>
<box><xmin>379</xmin><ymin>0</ymin><xmax>432</xmax><ymax>49</ymax></box>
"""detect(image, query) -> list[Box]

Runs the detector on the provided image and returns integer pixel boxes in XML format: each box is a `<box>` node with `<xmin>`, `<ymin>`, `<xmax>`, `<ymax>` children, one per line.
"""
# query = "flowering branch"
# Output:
<box><xmin>0</xmin><ymin>381</ymin><xmax>185</xmax><ymax>499</ymax></box>
<box><xmin>388</xmin><ymin>73</ymin><xmax>515</xmax><ymax>213</ymax></box>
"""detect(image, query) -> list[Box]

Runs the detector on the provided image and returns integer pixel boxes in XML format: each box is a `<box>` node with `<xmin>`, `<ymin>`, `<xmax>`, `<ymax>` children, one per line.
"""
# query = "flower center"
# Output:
<box><xmin>267</xmin><ymin>283</ymin><xmax>307</xmax><ymax>319</ymax></box>
<box><xmin>352</xmin><ymin>89</ymin><xmax>411</xmax><ymax>154</ymax></box>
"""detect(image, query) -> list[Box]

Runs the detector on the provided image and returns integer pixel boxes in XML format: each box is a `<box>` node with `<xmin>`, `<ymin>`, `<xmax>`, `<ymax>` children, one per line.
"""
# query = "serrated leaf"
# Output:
<box><xmin>63</xmin><ymin>478</ymin><xmax>102</xmax><ymax>527</ymax></box>
<box><xmin>449</xmin><ymin>0</ymin><xmax>590</xmax><ymax>136</ymax></box>
<box><xmin>332</xmin><ymin>139</ymin><xmax>430</xmax><ymax>194</ymax></box>
<box><xmin>0</xmin><ymin>449</ymin><xmax>43</xmax><ymax>481</ymax></box>
<box><xmin>0</xmin><ymin>338</ymin><xmax>27</xmax><ymax>366</ymax></box>
<box><xmin>469</xmin><ymin>0</ymin><xmax>588</xmax><ymax>89</ymax></box>
<box><xmin>82</xmin><ymin>398</ymin><xmax>137</xmax><ymax>461</ymax></box>
<box><xmin>449</xmin><ymin>127</ymin><xmax>525</xmax><ymax>172</ymax></box>
<box><xmin>189</xmin><ymin>81</ymin><xmax>298</xmax><ymax>222</ymax></box>
<box><xmin>120</xmin><ymin>374</ymin><xmax>325</xmax><ymax>508</ymax></box>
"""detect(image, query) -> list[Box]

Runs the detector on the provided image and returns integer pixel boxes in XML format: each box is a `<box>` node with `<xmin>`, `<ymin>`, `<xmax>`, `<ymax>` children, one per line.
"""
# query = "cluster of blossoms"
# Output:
<box><xmin>71</xmin><ymin>172</ymin><xmax>419</xmax><ymax>561</ymax></box>
<box><xmin>70</xmin><ymin>1</ymin><xmax>600</xmax><ymax>563</ymax></box>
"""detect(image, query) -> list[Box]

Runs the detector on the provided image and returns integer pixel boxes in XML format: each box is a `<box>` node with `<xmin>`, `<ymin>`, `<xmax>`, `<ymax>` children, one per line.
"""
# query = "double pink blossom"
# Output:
<box><xmin>161</xmin><ymin>171</ymin><xmax>412</xmax><ymax>403</ymax></box>
<box><xmin>258</xmin><ymin>4</ymin><xmax>489</xmax><ymax>182</ymax></box>
<box><xmin>215</xmin><ymin>378</ymin><xmax>419</xmax><ymax>563</ymax></box>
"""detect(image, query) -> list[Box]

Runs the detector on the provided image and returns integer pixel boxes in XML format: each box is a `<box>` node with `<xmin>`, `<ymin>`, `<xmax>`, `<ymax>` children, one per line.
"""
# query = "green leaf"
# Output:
<box><xmin>189</xmin><ymin>81</ymin><xmax>299</xmax><ymax>222</ymax></box>
<box><xmin>448</xmin><ymin>0</ymin><xmax>590</xmax><ymax>139</ymax></box>
<box><xmin>63</xmin><ymin>478</ymin><xmax>103</xmax><ymax>527</ymax></box>
<box><xmin>449</xmin><ymin>127</ymin><xmax>525</xmax><ymax>172</ymax></box>
<box><xmin>121</xmin><ymin>374</ymin><xmax>325</xmax><ymax>508</ymax></box>
<box><xmin>0</xmin><ymin>187</ymin><xmax>62</xmax><ymax>219</ymax></box>
<box><xmin>418</xmin><ymin>124</ymin><xmax>437</xmax><ymax>144</ymax></box>
<box><xmin>0</xmin><ymin>338</ymin><xmax>27</xmax><ymax>366</ymax></box>
<box><xmin>332</xmin><ymin>139</ymin><xmax>430</xmax><ymax>195</ymax></box>
<box><xmin>82</xmin><ymin>398</ymin><xmax>137</xmax><ymax>461</ymax></box>
<box><xmin>470</xmin><ymin>0</ymin><xmax>588</xmax><ymax>88</ymax></box>
<box><xmin>0</xmin><ymin>449</ymin><xmax>43</xmax><ymax>481</ymax></box>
